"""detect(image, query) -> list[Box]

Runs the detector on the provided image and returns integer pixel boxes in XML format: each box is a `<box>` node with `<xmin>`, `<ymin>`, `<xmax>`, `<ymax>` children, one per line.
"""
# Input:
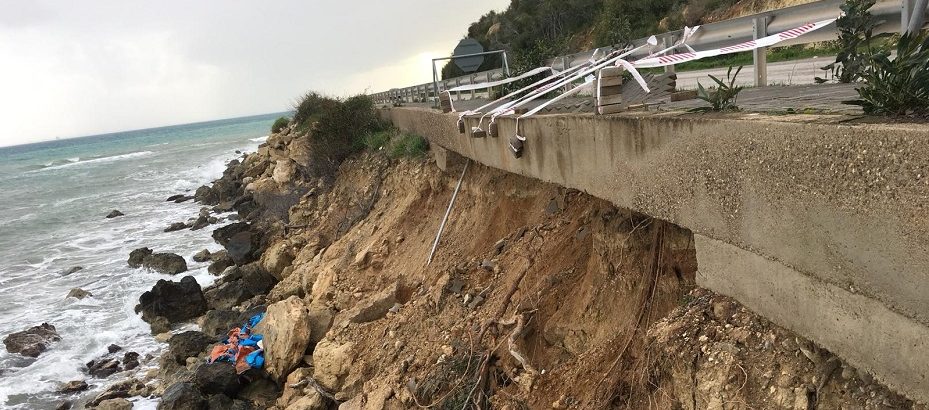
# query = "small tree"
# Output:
<box><xmin>817</xmin><ymin>0</ymin><xmax>884</xmax><ymax>83</ymax></box>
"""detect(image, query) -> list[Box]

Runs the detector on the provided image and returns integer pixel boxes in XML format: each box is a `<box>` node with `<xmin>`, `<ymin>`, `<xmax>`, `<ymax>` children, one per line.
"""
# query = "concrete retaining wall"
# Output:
<box><xmin>380</xmin><ymin>106</ymin><xmax>929</xmax><ymax>402</ymax></box>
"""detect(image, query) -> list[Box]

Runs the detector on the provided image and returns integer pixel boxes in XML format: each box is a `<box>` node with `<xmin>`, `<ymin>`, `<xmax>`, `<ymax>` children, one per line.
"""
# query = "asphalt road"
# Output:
<box><xmin>672</xmin><ymin>56</ymin><xmax>837</xmax><ymax>89</ymax></box>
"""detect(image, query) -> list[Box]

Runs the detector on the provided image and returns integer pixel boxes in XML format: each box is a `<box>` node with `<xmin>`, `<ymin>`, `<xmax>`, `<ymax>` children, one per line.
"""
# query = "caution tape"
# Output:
<box><xmin>632</xmin><ymin>18</ymin><xmax>835</xmax><ymax>68</ymax></box>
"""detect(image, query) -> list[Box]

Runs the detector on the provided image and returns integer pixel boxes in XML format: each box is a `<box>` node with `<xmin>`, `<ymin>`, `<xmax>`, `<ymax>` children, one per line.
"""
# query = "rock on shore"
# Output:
<box><xmin>127</xmin><ymin>247</ymin><xmax>188</xmax><ymax>274</ymax></box>
<box><xmin>135</xmin><ymin>276</ymin><xmax>207</xmax><ymax>325</ymax></box>
<box><xmin>3</xmin><ymin>323</ymin><xmax>61</xmax><ymax>357</ymax></box>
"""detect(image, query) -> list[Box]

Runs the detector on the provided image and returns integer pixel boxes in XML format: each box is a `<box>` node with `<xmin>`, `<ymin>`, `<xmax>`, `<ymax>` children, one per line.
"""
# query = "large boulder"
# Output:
<box><xmin>128</xmin><ymin>247</ymin><xmax>153</xmax><ymax>268</ymax></box>
<box><xmin>195</xmin><ymin>185</ymin><xmax>220</xmax><ymax>205</ymax></box>
<box><xmin>136</xmin><ymin>276</ymin><xmax>207</xmax><ymax>324</ymax></box>
<box><xmin>193</xmin><ymin>249</ymin><xmax>213</xmax><ymax>263</ymax></box>
<box><xmin>335</xmin><ymin>282</ymin><xmax>398</xmax><ymax>326</ymax></box>
<box><xmin>212</xmin><ymin>223</ymin><xmax>259</xmax><ymax>265</ymax></box>
<box><xmin>192</xmin><ymin>362</ymin><xmax>241</xmax><ymax>397</ymax></box>
<box><xmin>159</xmin><ymin>382</ymin><xmax>207</xmax><ymax>410</ymax></box>
<box><xmin>97</xmin><ymin>399</ymin><xmax>132</xmax><ymax>410</ymax></box>
<box><xmin>261</xmin><ymin>242</ymin><xmax>295</xmax><ymax>280</ymax></box>
<box><xmin>312</xmin><ymin>340</ymin><xmax>355</xmax><ymax>393</ymax></box>
<box><xmin>204</xmin><ymin>264</ymin><xmax>276</xmax><ymax>310</ymax></box>
<box><xmin>207</xmin><ymin>251</ymin><xmax>235</xmax><ymax>275</ymax></box>
<box><xmin>164</xmin><ymin>222</ymin><xmax>189</xmax><ymax>233</ymax></box>
<box><xmin>143</xmin><ymin>253</ymin><xmax>188</xmax><ymax>275</ymax></box>
<box><xmin>253</xmin><ymin>296</ymin><xmax>311</xmax><ymax>381</ymax></box>
<box><xmin>199</xmin><ymin>310</ymin><xmax>241</xmax><ymax>338</ymax></box>
<box><xmin>166</xmin><ymin>331</ymin><xmax>215</xmax><ymax>365</ymax></box>
<box><xmin>272</xmin><ymin>159</ymin><xmax>297</xmax><ymax>185</ymax></box>
<box><xmin>3</xmin><ymin>323</ymin><xmax>60</xmax><ymax>357</ymax></box>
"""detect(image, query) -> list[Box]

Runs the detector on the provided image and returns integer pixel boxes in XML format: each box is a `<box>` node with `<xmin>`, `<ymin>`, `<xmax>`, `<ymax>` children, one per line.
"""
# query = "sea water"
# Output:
<box><xmin>0</xmin><ymin>113</ymin><xmax>283</xmax><ymax>409</ymax></box>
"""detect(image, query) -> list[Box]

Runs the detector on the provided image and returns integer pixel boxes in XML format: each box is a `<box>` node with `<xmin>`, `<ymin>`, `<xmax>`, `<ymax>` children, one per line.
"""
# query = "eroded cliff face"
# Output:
<box><xmin>148</xmin><ymin>125</ymin><xmax>918</xmax><ymax>410</ymax></box>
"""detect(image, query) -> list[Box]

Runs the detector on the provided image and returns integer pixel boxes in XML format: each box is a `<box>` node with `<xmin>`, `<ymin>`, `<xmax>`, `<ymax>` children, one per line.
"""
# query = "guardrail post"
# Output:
<box><xmin>470</xmin><ymin>74</ymin><xmax>476</xmax><ymax>100</ymax></box>
<box><xmin>753</xmin><ymin>16</ymin><xmax>768</xmax><ymax>87</ymax></box>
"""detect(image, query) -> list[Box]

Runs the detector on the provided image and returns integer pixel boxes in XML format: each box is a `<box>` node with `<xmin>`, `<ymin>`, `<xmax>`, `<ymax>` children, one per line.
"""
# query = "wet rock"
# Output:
<box><xmin>253</xmin><ymin>296</ymin><xmax>311</xmax><ymax>381</ymax></box>
<box><xmin>88</xmin><ymin>379</ymin><xmax>148</xmax><ymax>406</ymax></box>
<box><xmin>86</xmin><ymin>357</ymin><xmax>121</xmax><ymax>378</ymax></box>
<box><xmin>143</xmin><ymin>253</ymin><xmax>188</xmax><ymax>275</ymax></box>
<box><xmin>207</xmin><ymin>251</ymin><xmax>235</xmax><ymax>275</ymax></box>
<box><xmin>107</xmin><ymin>344</ymin><xmax>121</xmax><ymax>354</ymax></box>
<box><xmin>66</xmin><ymin>288</ymin><xmax>92</xmax><ymax>299</ymax></box>
<box><xmin>136</xmin><ymin>276</ymin><xmax>208</xmax><ymax>324</ymax></box>
<box><xmin>105</xmin><ymin>210</ymin><xmax>124</xmax><ymax>219</ymax></box>
<box><xmin>195</xmin><ymin>185</ymin><xmax>217</xmax><ymax>205</ymax></box>
<box><xmin>164</xmin><ymin>222</ymin><xmax>189</xmax><ymax>233</ymax></box>
<box><xmin>97</xmin><ymin>399</ymin><xmax>132</xmax><ymax>410</ymax></box>
<box><xmin>199</xmin><ymin>310</ymin><xmax>242</xmax><ymax>338</ymax></box>
<box><xmin>212</xmin><ymin>222</ymin><xmax>258</xmax><ymax>265</ymax></box>
<box><xmin>166</xmin><ymin>331</ymin><xmax>214</xmax><ymax>365</ymax></box>
<box><xmin>193</xmin><ymin>249</ymin><xmax>212</xmax><ymax>263</ymax></box>
<box><xmin>122</xmin><ymin>351</ymin><xmax>140</xmax><ymax>371</ymax></box>
<box><xmin>166</xmin><ymin>194</ymin><xmax>186</xmax><ymax>202</ymax></box>
<box><xmin>192</xmin><ymin>362</ymin><xmax>241</xmax><ymax>396</ymax></box>
<box><xmin>313</xmin><ymin>339</ymin><xmax>355</xmax><ymax>393</ymax></box>
<box><xmin>59</xmin><ymin>380</ymin><xmax>88</xmax><ymax>393</ymax></box>
<box><xmin>3</xmin><ymin>323</ymin><xmax>61</xmax><ymax>357</ymax></box>
<box><xmin>159</xmin><ymin>382</ymin><xmax>208</xmax><ymax>410</ymax></box>
<box><xmin>204</xmin><ymin>264</ymin><xmax>276</xmax><ymax>310</ymax></box>
<box><xmin>61</xmin><ymin>266</ymin><xmax>83</xmax><ymax>276</ymax></box>
<box><xmin>56</xmin><ymin>401</ymin><xmax>71</xmax><ymax>410</ymax></box>
<box><xmin>149</xmin><ymin>316</ymin><xmax>171</xmax><ymax>334</ymax></box>
<box><xmin>191</xmin><ymin>215</ymin><xmax>210</xmax><ymax>231</ymax></box>
<box><xmin>128</xmin><ymin>247</ymin><xmax>153</xmax><ymax>268</ymax></box>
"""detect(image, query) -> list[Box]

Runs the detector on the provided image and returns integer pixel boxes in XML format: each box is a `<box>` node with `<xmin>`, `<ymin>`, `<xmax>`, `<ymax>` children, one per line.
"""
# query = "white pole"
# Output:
<box><xmin>428</xmin><ymin>159</ymin><xmax>470</xmax><ymax>265</ymax></box>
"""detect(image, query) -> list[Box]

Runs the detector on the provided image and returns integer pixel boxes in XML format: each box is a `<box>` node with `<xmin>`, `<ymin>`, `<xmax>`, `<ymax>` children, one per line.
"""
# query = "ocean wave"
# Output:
<box><xmin>249</xmin><ymin>135</ymin><xmax>269</xmax><ymax>143</ymax></box>
<box><xmin>34</xmin><ymin>151</ymin><xmax>154</xmax><ymax>172</ymax></box>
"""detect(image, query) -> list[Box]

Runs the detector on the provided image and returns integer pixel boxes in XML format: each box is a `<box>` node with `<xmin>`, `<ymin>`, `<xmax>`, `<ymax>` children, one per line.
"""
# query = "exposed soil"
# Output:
<box><xmin>108</xmin><ymin>122</ymin><xmax>923</xmax><ymax>409</ymax></box>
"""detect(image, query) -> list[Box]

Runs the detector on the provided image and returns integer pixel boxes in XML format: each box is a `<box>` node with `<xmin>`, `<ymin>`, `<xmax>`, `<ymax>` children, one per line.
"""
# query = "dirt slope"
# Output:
<box><xmin>234</xmin><ymin>132</ymin><xmax>917</xmax><ymax>409</ymax></box>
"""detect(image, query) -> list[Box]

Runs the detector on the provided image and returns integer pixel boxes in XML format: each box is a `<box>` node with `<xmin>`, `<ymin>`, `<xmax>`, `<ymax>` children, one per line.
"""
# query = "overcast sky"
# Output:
<box><xmin>0</xmin><ymin>0</ymin><xmax>510</xmax><ymax>147</ymax></box>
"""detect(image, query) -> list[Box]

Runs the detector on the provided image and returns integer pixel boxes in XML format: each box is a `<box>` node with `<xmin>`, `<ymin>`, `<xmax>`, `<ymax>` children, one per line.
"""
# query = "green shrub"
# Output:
<box><xmin>693</xmin><ymin>66</ymin><xmax>744</xmax><ymax>112</ymax></box>
<box><xmin>290</xmin><ymin>92</ymin><xmax>385</xmax><ymax>175</ymax></box>
<box><xmin>847</xmin><ymin>32</ymin><xmax>929</xmax><ymax>117</ymax></box>
<box><xmin>388</xmin><ymin>133</ymin><xmax>429</xmax><ymax>159</ymax></box>
<box><xmin>270</xmin><ymin>116</ymin><xmax>290</xmax><ymax>134</ymax></box>
<box><xmin>362</xmin><ymin>130</ymin><xmax>394</xmax><ymax>152</ymax></box>
<box><xmin>817</xmin><ymin>0</ymin><xmax>886</xmax><ymax>83</ymax></box>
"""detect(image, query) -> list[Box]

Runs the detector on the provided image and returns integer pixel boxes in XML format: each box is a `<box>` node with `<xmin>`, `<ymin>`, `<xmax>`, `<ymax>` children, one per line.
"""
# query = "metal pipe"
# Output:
<box><xmin>907</xmin><ymin>0</ymin><xmax>928</xmax><ymax>33</ymax></box>
<box><xmin>427</xmin><ymin>159</ymin><xmax>470</xmax><ymax>265</ymax></box>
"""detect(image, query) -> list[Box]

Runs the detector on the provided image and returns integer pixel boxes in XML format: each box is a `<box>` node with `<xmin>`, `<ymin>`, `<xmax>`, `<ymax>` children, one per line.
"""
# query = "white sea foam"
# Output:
<box><xmin>36</xmin><ymin>151</ymin><xmax>154</xmax><ymax>172</ymax></box>
<box><xmin>249</xmin><ymin>135</ymin><xmax>269</xmax><ymax>142</ymax></box>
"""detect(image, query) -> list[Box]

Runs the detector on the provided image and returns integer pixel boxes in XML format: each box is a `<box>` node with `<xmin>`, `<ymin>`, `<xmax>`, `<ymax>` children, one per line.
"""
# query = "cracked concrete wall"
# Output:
<box><xmin>380</xmin><ymin>106</ymin><xmax>929</xmax><ymax>402</ymax></box>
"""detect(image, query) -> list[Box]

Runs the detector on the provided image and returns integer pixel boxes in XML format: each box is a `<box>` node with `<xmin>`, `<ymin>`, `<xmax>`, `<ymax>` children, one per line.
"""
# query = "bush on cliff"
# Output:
<box><xmin>270</xmin><ymin>116</ymin><xmax>290</xmax><ymax>134</ymax></box>
<box><xmin>361</xmin><ymin>128</ymin><xmax>429</xmax><ymax>159</ymax></box>
<box><xmin>291</xmin><ymin>92</ymin><xmax>385</xmax><ymax>175</ymax></box>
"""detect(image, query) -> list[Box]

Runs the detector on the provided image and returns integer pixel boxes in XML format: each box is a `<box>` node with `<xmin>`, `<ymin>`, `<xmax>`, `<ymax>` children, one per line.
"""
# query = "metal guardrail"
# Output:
<box><xmin>371</xmin><ymin>0</ymin><xmax>926</xmax><ymax>104</ymax></box>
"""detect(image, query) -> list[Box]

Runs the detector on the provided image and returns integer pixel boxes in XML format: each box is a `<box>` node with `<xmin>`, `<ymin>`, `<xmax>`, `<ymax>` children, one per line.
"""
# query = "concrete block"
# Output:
<box><xmin>696</xmin><ymin>234</ymin><xmax>929</xmax><ymax>403</ymax></box>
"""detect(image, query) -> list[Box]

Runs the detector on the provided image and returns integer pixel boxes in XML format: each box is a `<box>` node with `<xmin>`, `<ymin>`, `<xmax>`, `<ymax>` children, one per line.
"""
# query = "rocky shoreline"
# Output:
<box><xmin>5</xmin><ymin>111</ymin><xmax>923</xmax><ymax>409</ymax></box>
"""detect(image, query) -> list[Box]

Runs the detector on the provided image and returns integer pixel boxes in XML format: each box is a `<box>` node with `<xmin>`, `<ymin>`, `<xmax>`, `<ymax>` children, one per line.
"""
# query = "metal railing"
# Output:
<box><xmin>370</xmin><ymin>0</ymin><xmax>926</xmax><ymax>104</ymax></box>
